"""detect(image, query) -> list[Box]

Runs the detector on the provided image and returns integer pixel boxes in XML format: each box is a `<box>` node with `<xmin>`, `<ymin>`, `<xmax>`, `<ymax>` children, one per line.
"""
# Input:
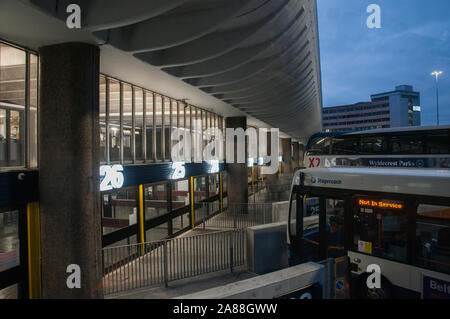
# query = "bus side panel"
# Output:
<box><xmin>348</xmin><ymin>251</ymin><xmax>450</xmax><ymax>298</ymax></box>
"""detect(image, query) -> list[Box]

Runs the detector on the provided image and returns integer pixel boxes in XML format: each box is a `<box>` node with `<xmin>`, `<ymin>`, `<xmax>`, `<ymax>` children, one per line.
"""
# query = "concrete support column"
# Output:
<box><xmin>299</xmin><ymin>143</ymin><xmax>306</xmax><ymax>168</ymax></box>
<box><xmin>39</xmin><ymin>43</ymin><xmax>103</xmax><ymax>298</ymax></box>
<box><xmin>281</xmin><ymin>138</ymin><xmax>292</xmax><ymax>174</ymax></box>
<box><xmin>292</xmin><ymin>142</ymin><xmax>300</xmax><ymax>171</ymax></box>
<box><xmin>264</xmin><ymin>130</ymin><xmax>278</xmax><ymax>185</ymax></box>
<box><xmin>226</xmin><ymin>117</ymin><xmax>248</xmax><ymax>205</ymax></box>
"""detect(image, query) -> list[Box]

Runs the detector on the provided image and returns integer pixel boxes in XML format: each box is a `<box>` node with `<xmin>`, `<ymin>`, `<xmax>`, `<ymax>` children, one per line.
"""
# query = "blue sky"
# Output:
<box><xmin>317</xmin><ymin>0</ymin><xmax>450</xmax><ymax>125</ymax></box>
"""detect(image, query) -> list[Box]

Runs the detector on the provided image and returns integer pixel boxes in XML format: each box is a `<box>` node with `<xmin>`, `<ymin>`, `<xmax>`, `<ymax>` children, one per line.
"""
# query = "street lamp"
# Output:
<box><xmin>431</xmin><ymin>71</ymin><xmax>443</xmax><ymax>125</ymax></box>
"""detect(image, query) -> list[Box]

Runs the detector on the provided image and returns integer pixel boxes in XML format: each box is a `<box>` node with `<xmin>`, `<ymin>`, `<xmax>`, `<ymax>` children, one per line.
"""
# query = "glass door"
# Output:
<box><xmin>0</xmin><ymin>206</ymin><xmax>28</xmax><ymax>299</ymax></box>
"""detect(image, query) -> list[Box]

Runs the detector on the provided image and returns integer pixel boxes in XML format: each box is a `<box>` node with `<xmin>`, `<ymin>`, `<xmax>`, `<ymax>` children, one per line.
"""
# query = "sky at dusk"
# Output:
<box><xmin>317</xmin><ymin>0</ymin><xmax>450</xmax><ymax>125</ymax></box>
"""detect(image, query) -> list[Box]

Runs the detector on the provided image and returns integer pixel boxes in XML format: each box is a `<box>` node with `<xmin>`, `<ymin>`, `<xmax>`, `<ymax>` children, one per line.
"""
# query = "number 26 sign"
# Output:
<box><xmin>100</xmin><ymin>165</ymin><xmax>125</xmax><ymax>191</ymax></box>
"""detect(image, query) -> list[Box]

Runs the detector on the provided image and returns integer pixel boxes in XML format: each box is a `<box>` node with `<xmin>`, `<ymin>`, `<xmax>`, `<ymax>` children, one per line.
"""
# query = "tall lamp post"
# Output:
<box><xmin>431</xmin><ymin>71</ymin><xmax>443</xmax><ymax>125</ymax></box>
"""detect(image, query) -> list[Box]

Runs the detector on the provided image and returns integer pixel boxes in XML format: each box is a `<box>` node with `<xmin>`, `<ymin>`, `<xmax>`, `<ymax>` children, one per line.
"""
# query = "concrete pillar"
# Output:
<box><xmin>281</xmin><ymin>138</ymin><xmax>292</xmax><ymax>174</ymax></box>
<box><xmin>226</xmin><ymin>117</ymin><xmax>248</xmax><ymax>205</ymax></box>
<box><xmin>264</xmin><ymin>130</ymin><xmax>278</xmax><ymax>185</ymax></box>
<box><xmin>39</xmin><ymin>43</ymin><xmax>103</xmax><ymax>298</ymax></box>
<box><xmin>292</xmin><ymin>142</ymin><xmax>300</xmax><ymax>171</ymax></box>
<box><xmin>299</xmin><ymin>143</ymin><xmax>306</xmax><ymax>168</ymax></box>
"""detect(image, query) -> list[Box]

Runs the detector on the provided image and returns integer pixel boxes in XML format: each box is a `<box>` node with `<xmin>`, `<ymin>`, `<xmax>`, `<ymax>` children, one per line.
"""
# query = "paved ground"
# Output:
<box><xmin>107</xmin><ymin>268</ymin><xmax>256</xmax><ymax>299</ymax></box>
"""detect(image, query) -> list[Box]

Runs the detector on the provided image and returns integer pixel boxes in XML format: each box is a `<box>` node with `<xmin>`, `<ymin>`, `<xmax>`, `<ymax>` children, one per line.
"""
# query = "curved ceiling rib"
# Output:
<box><xmin>186</xmin><ymin>24</ymin><xmax>308</xmax><ymax>88</ymax></box>
<box><xmin>93</xmin><ymin>0</ymin><xmax>250</xmax><ymax>52</ymax></box>
<box><xmin>216</xmin><ymin>57</ymin><xmax>312</xmax><ymax>100</ymax></box>
<box><xmin>22</xmin><ymin>0</ymin><xmax>323</xmax><ymax>139</ymax></box>
<box><xmin>162</xmin><ymin>6</ymin><xmax>306</xmax><ymax>79</ymax></box>
<box><xmin>133</xmin><ymin>0</ymin><xmax>292</xmax><ymax>67</ymax></box>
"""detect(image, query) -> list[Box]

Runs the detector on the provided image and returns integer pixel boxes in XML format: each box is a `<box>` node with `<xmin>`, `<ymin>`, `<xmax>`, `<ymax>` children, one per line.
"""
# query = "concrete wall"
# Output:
<box><xmin>179</xmin><ymin>263</ymin><xmax>325</xmax><ymax>299</ymax></box>
<box><xmin>246</xmin><ymin>222</ymin><xmax>289</xmax><ymax>275</ymax></box>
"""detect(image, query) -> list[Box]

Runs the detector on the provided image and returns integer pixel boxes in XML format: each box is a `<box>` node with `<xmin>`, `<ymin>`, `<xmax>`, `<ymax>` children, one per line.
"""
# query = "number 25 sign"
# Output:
<box><xmin>100</xmin><ymin>165</ymin><xmax>125</xmax><ymax>191</ymax></box>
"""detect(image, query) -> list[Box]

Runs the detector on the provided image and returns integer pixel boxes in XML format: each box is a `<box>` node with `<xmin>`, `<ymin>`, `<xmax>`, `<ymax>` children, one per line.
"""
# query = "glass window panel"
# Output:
<box><xmin>178</xmin><ymin>102</ymin><xmax>185</xmax><ymax>131</ymax></box>
<box><xmin>144</xmin><ymin>183</ymin><xmax>168</xmax><ymax>221</ymax></box>
<box><xmin>325</xmin><ymin>199</ymin><xmax>346</xmax><ymax>258</ymax></box>
<box><xmin>146</xmin><ymin>222</ymin><xmax>169</xmax><ymax>242</ymax></box>
<box><xmin>209</xmin><ymin>174</ymin><xmax>220</xmax><ymax>196</ymax></box>
<box><xmin>0</xmin><ymin>109</ymin><xmax>6</xmax><ymax>166</ymax></box>
<box><xmin>0</xmin><ymin>210</ymin><xmax>20</xmax><ymax>272</ymax></box>
<box><xmin>172</xmin><ymin>216</ymin><xmax>182</xmax><ymax>233</ymax></box>
<box><xmin>99</xmin><ymin>76</ymin><xmax>106</xmax><ymax>163</ymax></box>
<box><xmin>154</xmin><ymin>95</ymin><xmax>162</xmax><ymax>160</ymax></box>
<box><xmin>145</xmin><ymin>91</ymin><xmax>153</xmax><ymax>161</ymax></box>
<box><xmin>109</xmin><ymin>80</ymin><xmax>121</xmax><ymax>163</ymax></box>
<box><xmin>0</xmin><ymin>44</ymin><xmax>26</xmax><ymax>168</ymax></box>
<box><xmin>331</xmin><ymin>136</ymin><xmax>360</xmax><ymax>155</ymax></box>
<box><xmin>186</xmin><ymin>106</ymin><xmax>193</xmax><ymax>162</ymax></box>
<box><xmin>171</xmin><ymin>100</ymin><xmax>178</xmax><ymax>161</ymax></box>
<box><xmin>101</xmin><ymin>187</ymin><xmax>138</xmax><ymax>236</ymax></box>
<box><xmin>182</xmin><ymin>213</ymin><xmax>191</xmax><ymax>230</ymax></box>
<box><xmin>202</xmin><ymin>111</ymin><xmax>207</xmax><ymax>153</ymax></box>
<box><xmin>122</xmin><ymin>84</ymin><xmax>133</xmax><ymax>162</ymax></box>
<box><xmin>361</xmin><ymin>135</ymin><xmax>388</xmax><ymax>154</ymax></box>
<box><xmin>135</xmin><ymin>88</ymin><xmax>144</xmax><ymax>162</ymax></box>
<box><xmin>298</xmin><ymin>196</ymin><xmax>320</xmax><ymax>262</ymax></box>
<box><xmin>172</xmin><ymin>179</ymin><xmax>190</xmax><ymax>210</ymax></box>
<box><xmin>104</xmin><ymin>235</ymin><xmax>137</xmax><ymax>251</ymax></box>
<box><xmin>306</xmin><ymin>136</ymin><xmax>332</xmax><ymax>156</ymax></box>
<box><xmin>416</xmin><ymin>204</ymin><xmax>450</xmax><ymax>274</ymax></box>
<box><xmin>9</xmin><ymin>110</ymin><xmax>24</xmax><ymax>166</ymax></box>
<box><xmin>353</xmin><ymin>198</ymin><xmax>408</xmax><ymax>262</ymax></box>
<box><xmin>194</xmin><ymin>176</ymin><xmax>207</xmax><ymax>223</ymax></box>
<box><xmin>175</xmin><ymin>101</ymin><xmax>187</xmax><ymax>162</ymax></box>
<box><xmin>0</xmin><ymin>43</ymin><xmax>25</xmax><ymax>107</ymax></box>
<box><xmin>29</xmin><ymin>54</ymin><xmax>38</xmax><ymax>168</ymax></box>
<box><xmin>194</xmin><ymin>107</ymin><xmax>202</xmax><ymax>162</ymax></box>
<box><xmin>164</xmin><ymin>98</ymin><xmax>171</xmax><ymax>161</ymax></box>
<box><xmin>425</xmin><ymin>131</ymin><xmax>450</xmax><ymax>154</ymax></box>
<box><xmin>391</xmin><ymin>134</ymin><xmax>424</xmax><ymax>154</ymax></box>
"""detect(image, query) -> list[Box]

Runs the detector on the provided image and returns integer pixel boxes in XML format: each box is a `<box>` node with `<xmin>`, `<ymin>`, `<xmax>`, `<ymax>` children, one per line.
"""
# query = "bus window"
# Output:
<box><xmin>331</xmin><ymin>136</ymin><xmax>359</xmax><ymax>155</ymax></box>
<box><xmin>360</xmin><ymin>135</ymin><xmax>388</xmax><ymax>154</ymax></box>
<box><xmin>391</xmin><ymin>134</ymin><xmax>425</xmax><ymax>154</ymax></box>
<box><xmin>325</xmin><ymin>199</ymin><xmax>346</xmax><ymax>258</ymax></box>
<box><xmin>301</xmin><ymin>196</ymin><xmax>320</xmax><ymax>262</ymax></box>
<box><xmin>306</xmin><ymin>137</ymin><xmax>331</xmax><ymax>156</ymax></box>
<box><xmin>425</xmin><ymin>131</ymin><xmax>450</xmax><ymax>154</ymax></box>
<box><xmin>416</xmin><ymin>204</ymin><xmax>450</xmax><ymax>274</ymax></box>
<box><xmin>353</xmin><ymin>198</ymin><xmax>408</xmax><ymax>262</ymax></box>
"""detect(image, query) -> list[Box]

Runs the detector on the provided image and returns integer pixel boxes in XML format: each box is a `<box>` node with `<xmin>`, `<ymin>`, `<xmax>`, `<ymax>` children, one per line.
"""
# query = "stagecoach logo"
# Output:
<box><xmin>310</xmin><ymin>177</ymin><xmax>342</xmax><ymax>185</ymax></box>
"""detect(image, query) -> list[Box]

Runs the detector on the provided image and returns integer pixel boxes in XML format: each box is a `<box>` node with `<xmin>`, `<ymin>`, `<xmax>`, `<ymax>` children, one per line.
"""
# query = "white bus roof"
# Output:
<box><xmin>345</xmin><ymin>124</ymin><xmax>450</xmax><ymax>135</ymax></box>
<box><xmin>296</xmin><ymin>167</ymin><xmax>450</xmax><ymax>198</ymax></box>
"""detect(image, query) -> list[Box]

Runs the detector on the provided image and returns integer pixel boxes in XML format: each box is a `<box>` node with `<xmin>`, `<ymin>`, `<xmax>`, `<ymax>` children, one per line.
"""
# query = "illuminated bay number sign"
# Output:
<box><xmin>100</xmin><ymin>165</ymin><xmax>125</xmax><ymax>192</ymax></box>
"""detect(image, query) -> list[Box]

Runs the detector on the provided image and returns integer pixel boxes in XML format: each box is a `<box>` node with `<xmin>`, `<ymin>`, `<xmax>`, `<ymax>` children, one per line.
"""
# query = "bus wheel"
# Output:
<box><xmin>356</xmin><ymin>273</ymin><xmax>394</xmax><ymax>299</ymax></box>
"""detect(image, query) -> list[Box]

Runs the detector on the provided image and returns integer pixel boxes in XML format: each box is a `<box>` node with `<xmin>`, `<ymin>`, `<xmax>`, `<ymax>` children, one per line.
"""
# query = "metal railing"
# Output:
<box><xmin>101</xmin><ymin>229</ymin><xmax>246</xmax><ymax>296</ymax></box>
<box><xmin>199</xmin><ymin>203</ymin><xmax>273</xmax><ymax>230</ymax></box>
<box><xmin>194</xmin><ymin>202</ymin><xmax>221</xmax><ymax>226</ymax></box>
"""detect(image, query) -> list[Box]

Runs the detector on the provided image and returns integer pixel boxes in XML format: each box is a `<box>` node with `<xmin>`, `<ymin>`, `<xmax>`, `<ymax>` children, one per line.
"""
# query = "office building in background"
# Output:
<box><xmin>323</xmin><ymin>85</ymin><xmax>421</xmax><ymax>132</ymax></box>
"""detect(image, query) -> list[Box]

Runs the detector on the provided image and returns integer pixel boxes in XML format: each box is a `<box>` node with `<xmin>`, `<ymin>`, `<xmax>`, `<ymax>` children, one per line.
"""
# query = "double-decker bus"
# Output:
<box><xmin>287</xmin><ymin>167</ymin><xmax>450</xmax><ymax>299</ymax></box>
<box><xmin>304</xmin><ymin>125</ymin><xmax>450</xmax><ymax>169</ymax></box>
